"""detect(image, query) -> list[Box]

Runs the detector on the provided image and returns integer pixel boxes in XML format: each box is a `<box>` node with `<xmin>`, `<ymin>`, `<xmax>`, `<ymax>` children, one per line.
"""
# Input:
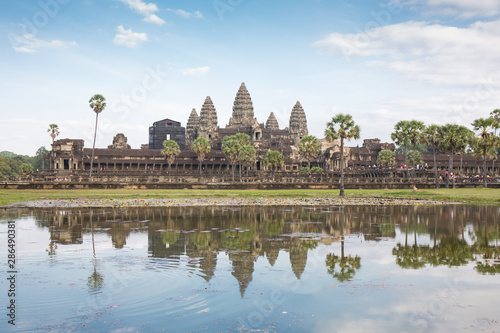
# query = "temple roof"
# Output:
<box><xmin>228</xmin><ymin>82</ymin><xmax>257</xmax><ymax>128</ymax></box>
<box><xmin>289</xmin><ymin>101</ymin><xmax>308</xmax><ymax>137</ymax></box>
<box><xmin>199</xmin><ymin>96</ymin><xmax>218</xmax><ymax>131</ymax></box>
<box><xmin>265</xmin><ymin>112</ymin><xmax>279</xmax><ymax>130</ymax></box>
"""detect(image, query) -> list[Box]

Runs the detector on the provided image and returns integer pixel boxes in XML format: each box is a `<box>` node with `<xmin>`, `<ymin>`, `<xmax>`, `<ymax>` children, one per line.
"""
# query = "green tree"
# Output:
<box><xmin>423</xmin><ymin>125</ymin><xmax>441</xmax><ymax>188</ymax></box>
<box><xmin>191</xmin><ymin>137</ymin><xmax>211</xmax><ymax>176</ymax></box>
<box><xmin>88</xmin><ymin>94</ymin><xmax>106</xmax><ymax>178</ymax></box>
<box><xmin>407</xmin><ymin>120</ymin><xmax>425</xmax><ymax>177</ymax></box>
<box><xmin>472</xmin><ymin>117</ymin><xmax>499</xmax><ymax>188</ymax></box>
<box><xmin>391</xmin><ymin>120</ymin><xmax>411</xmax><ymax>177</ymax></box>
<box><xmin>32</xmin><ymin>147</ymin><xmax>49</xmax><ymax>171</ymax></box>
<box><xmin>239</xmin><ymin>144</ymin><xmax>256</xmax><ymax>176</ymax></box>
<box><xmin>234</xmin><ymin>133</ymin><xmax>251</xmax><ymax>178</ymax></box>
<box><xmin>222</xmin><ymin>135</ymin><xmax>241</xmax><ymax>181</ymax></box>
<box><xmin>491</xmin><ymin>109</ymin><xmax>500</xmax><ymax>135</ymax></box>
<box><xmin>263</xmin><ymin>150</ymin><xmax>284</xmax><ymax>180</ymax></box>
<box><xmin>161</xmin><ymin>140</ymin><xmax>180</xmax><ymax>177</ymax></box>
<box><xmin>438</xmin><ymin>124</ymin><xmax>472</xmax><ymax>188</ymax></box>
<box><xmin>310</xmin><ymin>166</ymin><xmax>323</xmax><ymax>173</ymax></box>
<box><xmin>325</xmin><ymin>114</ymin><xmax>360</xmax><ymax>197</ymax></box>
<box><xmin>47</xmin><ymin>124</ymin><xmax>59</xmax><ymax>144</ymax></box>
<box><xmin>298</xmin><ymin>135</ymin><xmax>321</xmax><ymax>170</ymax></box>
<box><xmin>376</xmin><ymin>149</ymin><xmax>395</xmax><ymax>166</ymax></box>
<box><xmin>407</xmin><ymin>150</ymin><xmax>422</xmax><ymax>165</ymax></box>
<box><xmin>0</xmin><ymin>156</ymin><xmax>12</xmax><ymax>176</ymax></box>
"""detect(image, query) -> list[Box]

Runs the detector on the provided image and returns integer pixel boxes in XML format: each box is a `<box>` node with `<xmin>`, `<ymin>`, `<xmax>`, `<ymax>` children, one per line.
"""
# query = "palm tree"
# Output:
<box><xmin>472</xmin><ymin>117</ymin><xmax>498</xmax><ymax>188</ymax></box>
<box><xmin>489</xmin><ymin>111</ymin><xmax>500</xmax><ymax>173</ymax></box>
<box><xmin>235</xmin><ymin>133</ymin><xmax>251</xmax><ymax>178</ymax></box>
<box><xmin>161</xmin><ymin>140</ymin><xmax>180</xmax><ymax>177</ymax></box>
<box><xmin>407</xmin><ymin>120</ymin><xmax>425</xmax><ymax>177</ymax></box>
<box><xmin>239</xmin><ymin>144</ymin><xmax>256</xmax><ymax>176</ymax></box>
<box><xmin>491</xmin><ymin>109</ymin><xmax>500</xmax><ymax>135</ymax></box>
<box><xmin>423</xmin><ymin>124</ymin><xmax>441</xmax><ymax>188</ymax></box>
<box><xmin>88</xmin><ymin>94</ymin><xmax>106</xmax><ymax>178</ymax></box>
<box><xmin>47</xmin><ymin>124</ymin><xmax>60</xmax><ymax>144</ymax></box>
<box><xmin>222</xmin><ymin>135</ymin><xmax>241</xmax><ymax>181</ymax></box>
<box><xmin>298</xmin><ymin>135</ymin><xmax>321</xmax><ymax>170</ymax></box>
<box><xmin>391</xmin><ymin>120</ymin><xmax>411</xmax><ymax>178</ymax></box>
<box><xmin>263</xmin><ymin>150</ymin><xmax>284</xmax><ymax>181</ymax></box>
<box><xmin>438</xmin><ymin>124</ymin><xmax>471</xmax><ymax>188</ymax></box>
<box><xmin>325</xmin><ymin>114</ymin><xmax>360</xmax><ymax>197</ymax></box>
<box><xmin>191</xmin><ymin>137</ymin><xmax>211</xmax><ymax>176</ymax></box>
<box><xmin>325</xmin><ymin>213</ymin><xmax>361</xmax><ymax>282</ymax></box>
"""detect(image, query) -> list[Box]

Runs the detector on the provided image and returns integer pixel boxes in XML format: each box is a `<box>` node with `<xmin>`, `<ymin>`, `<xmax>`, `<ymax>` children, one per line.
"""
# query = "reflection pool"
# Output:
<box><xmin>1</xmin><ymin>205</ymin><xmax>499</xmax><ymax>332</ymax></box>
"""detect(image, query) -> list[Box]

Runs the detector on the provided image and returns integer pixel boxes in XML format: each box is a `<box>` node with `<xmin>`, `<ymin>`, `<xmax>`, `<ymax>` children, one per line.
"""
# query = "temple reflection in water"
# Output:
<box><xmin>17</xmin><ymin>205</ymin><xmax>500</xmax><ymax>296</ymax></box>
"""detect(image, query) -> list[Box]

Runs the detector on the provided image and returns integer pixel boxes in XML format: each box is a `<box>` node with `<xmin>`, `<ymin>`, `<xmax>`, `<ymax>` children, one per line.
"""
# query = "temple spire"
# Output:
<box><xmin>289</xmin><ymin>101</ymin><xmax>308</xmax><ymax>144</ymax></box>
<box><xmin>227</xmin><ymin>82</ymin><xmax>258</xmax><ymax>128</ymax></box>
<box><xmin>265</xmin><ymin>112</ymin><xmax>279</xmax><ymax>130</ymax></box>
<box><xmin>186</xmin><ymin>108</ymin><xmax>199</xmax><ymax>147</ymax></box>
<box><xmin>199</xmin><ymin>96</ymin><xmax>218</xmax><ymax>140</ymax></box>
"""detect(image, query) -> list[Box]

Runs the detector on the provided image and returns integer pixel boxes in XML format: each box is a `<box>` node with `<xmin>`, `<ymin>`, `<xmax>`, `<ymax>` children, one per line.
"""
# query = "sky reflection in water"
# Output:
<box><xmin>0</xmin><ymin>205</ymin><xmax>499</xmax><ymax>332</ymax></box>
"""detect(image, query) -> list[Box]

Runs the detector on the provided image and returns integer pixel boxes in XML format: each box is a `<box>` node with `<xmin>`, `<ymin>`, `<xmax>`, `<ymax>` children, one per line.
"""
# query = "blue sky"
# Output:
<box><xmin>1</xmin><ymin>0</ymin><xmax>499</xmax><ymax>155</ymax></box>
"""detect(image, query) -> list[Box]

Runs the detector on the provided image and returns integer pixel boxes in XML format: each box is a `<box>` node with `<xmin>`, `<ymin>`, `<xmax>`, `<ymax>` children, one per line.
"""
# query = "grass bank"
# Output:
<box><xmin>1</xmin><ymin>188</ymin><xmax>499</xmax><ymax>207</ymax></box>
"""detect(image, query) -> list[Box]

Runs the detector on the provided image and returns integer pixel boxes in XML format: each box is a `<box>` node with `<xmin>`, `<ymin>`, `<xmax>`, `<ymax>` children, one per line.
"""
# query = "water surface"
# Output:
<box><xmin>1</xmin><ymin>205</ymin><xmax>499</xmax><ymax>332</ymax></box>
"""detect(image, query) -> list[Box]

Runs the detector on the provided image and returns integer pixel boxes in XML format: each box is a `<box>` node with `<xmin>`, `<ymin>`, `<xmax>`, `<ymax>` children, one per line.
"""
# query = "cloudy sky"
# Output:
<box><xmin>1</xmin><ymin>0</ymin><xmax>499</xmax><ymax>155</ymax></box>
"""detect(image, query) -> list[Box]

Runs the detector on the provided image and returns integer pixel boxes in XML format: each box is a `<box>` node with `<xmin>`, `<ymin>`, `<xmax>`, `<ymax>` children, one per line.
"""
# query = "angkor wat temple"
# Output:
<box><xmin>41</xmin><ymin>82</ymin><xmax>498</xmax><ymax>185</ymax></box>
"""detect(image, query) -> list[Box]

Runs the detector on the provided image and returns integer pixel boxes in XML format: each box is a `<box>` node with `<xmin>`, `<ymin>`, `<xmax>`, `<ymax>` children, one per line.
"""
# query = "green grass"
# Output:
<box><xmin>1</xmin><ymin>188</ymin><xmax>499</xmax><ymax>206</ymax></box>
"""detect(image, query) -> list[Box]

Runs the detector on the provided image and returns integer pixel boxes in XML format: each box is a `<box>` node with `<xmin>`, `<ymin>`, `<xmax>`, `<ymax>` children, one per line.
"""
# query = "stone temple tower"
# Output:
<box><xmin>265</xmin><ymin>112</ymin><xmax>279</xmax><ymax>130</ymax></box>
<box><xmin>185</xmin><ymin>108</ymin><xmax>199</xmax><ymax>147</ymax></box>
<box><xmin>198</xmin><ymin>96</ymin><xmax>218</xmax><ymax>141</ymax></box>
<box><xmin>227</xmin><ymin>83</ymin><xmax>259</xmax><ymax>129</ymax></box>
<box><xmin>289</xmin><ymin>101</ymin><xmax>308</xmax><ymax>145</ymax></box>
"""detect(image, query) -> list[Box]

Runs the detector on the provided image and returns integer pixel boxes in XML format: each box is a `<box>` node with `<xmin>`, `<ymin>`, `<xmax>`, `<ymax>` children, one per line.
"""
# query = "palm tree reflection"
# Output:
<box><xmin>87</xmin><ymin>210</ymin><xmax>104</xmax><ymax>294</ymax></box>
<box><xmin>325</xmin><ymin>211</ymin><xmax>361</xmax><ymax>282</ymax></box>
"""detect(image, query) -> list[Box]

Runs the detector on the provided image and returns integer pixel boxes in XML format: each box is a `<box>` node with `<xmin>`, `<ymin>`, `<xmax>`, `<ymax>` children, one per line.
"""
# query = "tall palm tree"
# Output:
<box><xmin>47</xmin><ymin>124</ymin><xmax>60</xmax><ymax>144</ymax></box>
<box><xmin>472</xmin><ymin>117</ymin><xmax>498</xmax><ymax>188</ymax></box>
<box><xmin>222</xmin><ymin>135</ymin><xmax>241</xmax><ymax>181</ymax></box>
<box><xmin>438</xmin><ymin>124</ymin><xmax>471</xmax><ymax>188</ymax></box>
<box><xmin>325</xmin><ymin>114</ymin><xmax>360</xmax><ymax>197</ymax></box>
<box><xmin>234</xmin><ymin>133</ymin><xmax>251</xmax><ymax>178</ymax></box>
<box><xmin>191</xmin><ymin>137</ymin><xmax>211</xmax><ymax>176</ymax></box>
<box><xmin>423</xmin><ymin>124</ymin><xmax>441</xmax><ymax>188</ymax></box>
<box><xmin>88</xmin><ymin>94</ymin><xmax>106</xmax><ymax>178</ymax></box>
<box><xmin>407</xmin><ymin>120</ymin><xmax>425</xmax><ymax>177</ymax></box>
<box><xmin>161</xmin><ymin>140</ymin><xmax>180</xmax><ymax>177</ymax></box>
<box><xmin>391</xmin><ymin>120</ymin><xmax>411</xmax><ymax>178</ymax></box>
<box><xmin>298</xmin><ymin>135</ymin><xmax>321</xmax><ymax>170</ymax></box>
<box><xmin>239</xmin><ymin>144</ymin><xmax>256</xmax><ymax>176</ymax></box>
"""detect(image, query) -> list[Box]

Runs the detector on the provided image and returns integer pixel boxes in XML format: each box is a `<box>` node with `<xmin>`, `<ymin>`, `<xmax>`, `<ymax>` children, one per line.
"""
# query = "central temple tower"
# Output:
<box><xmin>227</xmin><ymin>83</ymin><xmax>259</xmax><ymax>129</ymax></box>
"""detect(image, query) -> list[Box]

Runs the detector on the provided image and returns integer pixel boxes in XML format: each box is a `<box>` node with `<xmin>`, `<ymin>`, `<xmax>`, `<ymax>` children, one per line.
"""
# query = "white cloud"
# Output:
<box><xmin>181</xmin><ymin>66</ymin><xmax>210</xmax><ymax>77</ymax></box>
<box><xmin>401</xmin><ymin>0</ymin><xmax>500</xmax><ymax>18</ymax></box>
<box><xmin>118</xmin><ymin>0</ymin><xmax>166</xmax><ymax>25</ymax></box>
<box><xmin>11</xmin><ymin>34</ymin><xmax>77</xmax><ymax>53</ymax></box>
<box><xmin>112</xmin><ymin>25</ymin><xmax>148</xmax><ymax>48</ymax></box>
<box><xmin>167</xmin><ymin>8</ymin><xmax>203</xmax><ymax>19</ymax></box>
<box><xmin>313</xmin><ymin>19</ymin><xmax>500</xmax><ymax>87</ymax></box>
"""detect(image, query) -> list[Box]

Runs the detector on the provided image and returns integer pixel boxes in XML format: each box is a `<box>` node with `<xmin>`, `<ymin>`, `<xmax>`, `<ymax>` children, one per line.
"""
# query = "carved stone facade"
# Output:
<box><xmin>198</xmin><ymin>96</ymin><xmax>219</xmax><ymax>141</ymax></box>
<box><xmin>185</xmin><ymin>108</ymin><xmax>199</xmax><ymax>147</ymax></box>
<box><xmin>289</xmin><ymin>101</ymin><xmax>308</xmax><ymax>145</ymax></box>
<box><xmin>265</xmin><ymin>112</ymin><xmax>279</xmax><ymax>130</ymax></box>
<box><xmin>227</xmin><ymin>83</ymin><xmax>260</xmax><ymax>129</ymax></box>
<box><xmin>108</xmin><ymin>133</ymin><xmax>131</xmax><ymax>149</ymax></box>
